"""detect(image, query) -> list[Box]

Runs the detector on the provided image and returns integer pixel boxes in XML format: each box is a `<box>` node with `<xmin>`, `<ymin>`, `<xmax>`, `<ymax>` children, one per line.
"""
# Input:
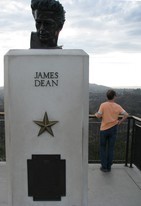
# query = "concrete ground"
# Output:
<box><xmin>88</xmin><ymin>164</ymin><xmax>141</xmax><ymax>206</ymax></box>
<box><xmin>0</xmin><ymin>162</ymin><xmax>141</xmax><ymax>206</ymax></box>
<box><xmin>0</xmin><ymin>162</ymin><xmax>8</xmax><ymax>206</ymax></box>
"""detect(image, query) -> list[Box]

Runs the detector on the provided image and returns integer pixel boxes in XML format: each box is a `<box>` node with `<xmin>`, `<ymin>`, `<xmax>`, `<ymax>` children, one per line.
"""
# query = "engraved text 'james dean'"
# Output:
<box><xmin>34</xmin><ymin>72</ymin><xmax>59</xmax><ymax>87</ymax></box>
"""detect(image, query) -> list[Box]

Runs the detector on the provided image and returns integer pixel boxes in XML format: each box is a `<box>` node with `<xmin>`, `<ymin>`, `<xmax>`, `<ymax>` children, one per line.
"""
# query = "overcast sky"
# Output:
<box><xmin>0</xmin><ymin>0</ymin><xmax>141</xmax><ymax>87</ymax></box>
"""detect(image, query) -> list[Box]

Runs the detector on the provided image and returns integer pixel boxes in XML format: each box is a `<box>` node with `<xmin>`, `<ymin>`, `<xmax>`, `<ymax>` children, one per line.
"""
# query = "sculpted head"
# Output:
<box><xmin>31</xmin><ymin>0</ymin><xmax>65</xmax><ymax>48</ymax></box>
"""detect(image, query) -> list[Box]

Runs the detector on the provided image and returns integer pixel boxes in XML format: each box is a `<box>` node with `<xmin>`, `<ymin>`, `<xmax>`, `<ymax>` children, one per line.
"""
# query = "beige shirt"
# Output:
<box><xmin>96</xmin><ymin>102</ymin><xmax>126</xmax><ymax>131</ymax></box>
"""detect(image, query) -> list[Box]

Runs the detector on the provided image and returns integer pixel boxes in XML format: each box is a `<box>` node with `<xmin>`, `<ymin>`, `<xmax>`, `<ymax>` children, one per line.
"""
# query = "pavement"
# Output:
<box><xmin>0</xmin><ymin>162</ymin><xmax>141</xmax><ymax>206</ymax></box>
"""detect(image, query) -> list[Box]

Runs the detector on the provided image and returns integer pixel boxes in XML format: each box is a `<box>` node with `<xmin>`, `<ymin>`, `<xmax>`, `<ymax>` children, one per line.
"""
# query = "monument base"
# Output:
<box><xmin>4</xmin><ymin>49</ymin><xmax>89</xmax><ymax>206</ymax></box>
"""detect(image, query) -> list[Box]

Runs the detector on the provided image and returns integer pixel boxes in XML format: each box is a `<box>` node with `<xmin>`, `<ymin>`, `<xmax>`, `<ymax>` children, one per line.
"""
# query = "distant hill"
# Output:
<box><xmin>0</xmin><ymin>87</ymin><xmax>4</xmax><ymax>92</ymax></box>
<box><xmin>89</xmin><ymin>84</ymin><xmax>110</xmax><ymax>93</ymax></box>
<box><xmin>1</xmin><ymin>85</ymin><xmax>141</xmax><ymax>117</ymax></box>
<box><xmin>89</xmin><ymin>84</ymin><xmax>141</xmax><ymax>117</ymax></box>
<box><xmin>89</xmin><ymin>83</ymin><xmax>137</xmax><ymax>94</ymax></box>
<box><xmin>0</xmin><ymin>87</ymin><xmax>4</xmax><ymax>112</ymax></box>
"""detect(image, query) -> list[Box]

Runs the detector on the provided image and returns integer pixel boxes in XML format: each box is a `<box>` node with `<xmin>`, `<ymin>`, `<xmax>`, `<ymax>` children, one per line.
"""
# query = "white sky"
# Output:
<box><xmin>0</xmin><ymin>0</ymin><xmax>141</xmax><ymax>88</ymax></box>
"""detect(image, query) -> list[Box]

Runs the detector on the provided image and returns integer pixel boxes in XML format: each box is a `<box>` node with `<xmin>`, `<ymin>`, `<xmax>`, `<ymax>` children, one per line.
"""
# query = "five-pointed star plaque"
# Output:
<box><xmin>33</xmin><ymin>112</ymin><xmax>58</xmax><ymax>137</ymax></box>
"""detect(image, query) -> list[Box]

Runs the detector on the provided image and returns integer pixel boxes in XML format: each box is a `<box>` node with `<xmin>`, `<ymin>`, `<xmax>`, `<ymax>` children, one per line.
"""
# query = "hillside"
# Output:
<box><xmin>89</xmin><ymin>84</ymin><xmax>141</xmax><ymax>117</ymax></box>
<box><xmin>89</xmin><ymin>84</ymin><xmax>110</xmax><ymax>93</ymax></box>
<box><xmin>1</xmin><ymin>85</ymin><xmax>141</xmax><ymax>117</ymax></box>
<box><xmin>0</xmin><ymin>87</ymin><xmax>4</xmax><ymax>112</ymax></box>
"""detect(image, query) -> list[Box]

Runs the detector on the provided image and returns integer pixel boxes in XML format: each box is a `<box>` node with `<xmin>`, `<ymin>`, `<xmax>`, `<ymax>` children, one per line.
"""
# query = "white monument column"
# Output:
<box><xmin>4</xmin><ymin>49</ymin><xmax>89</xmax><ymax>206</ymax></box>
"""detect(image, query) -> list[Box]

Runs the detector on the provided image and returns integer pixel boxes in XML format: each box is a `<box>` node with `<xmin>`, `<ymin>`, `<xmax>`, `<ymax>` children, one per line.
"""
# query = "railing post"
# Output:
<box><xmin>125</xmin><ymin>117</ymin><xmax>130</xmax><ymax>167</ymax></box>
<box><xmin>130</xmin><ymin>118</ymin><xmax>135</xmax><ymax>168</ymax></box>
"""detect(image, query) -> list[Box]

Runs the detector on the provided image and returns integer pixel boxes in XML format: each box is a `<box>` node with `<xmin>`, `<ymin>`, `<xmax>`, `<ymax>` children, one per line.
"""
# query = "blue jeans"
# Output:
<box><xmin>100</xmin><ymin>125</ymin><xmax>117</xmax><ymax>170</ymax></box>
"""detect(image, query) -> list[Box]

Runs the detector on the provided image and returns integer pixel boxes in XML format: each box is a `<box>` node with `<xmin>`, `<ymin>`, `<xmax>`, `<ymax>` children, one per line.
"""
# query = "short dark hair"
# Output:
<box><xmin>31</xmin><ymin>0</ymin><xmax>65</xmax><ymax>30</ymax></box>
<box><xmin>106</xmin><ymin>89</ymin><xmax>117</xmax><ymax>100</ymax></box>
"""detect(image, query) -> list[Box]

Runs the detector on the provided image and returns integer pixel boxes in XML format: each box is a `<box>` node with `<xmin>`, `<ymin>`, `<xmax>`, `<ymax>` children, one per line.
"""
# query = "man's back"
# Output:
<box><xmin>98</xmin><ymin>101</ymin><xmax>125</xmax><ymax>130</ymax></box>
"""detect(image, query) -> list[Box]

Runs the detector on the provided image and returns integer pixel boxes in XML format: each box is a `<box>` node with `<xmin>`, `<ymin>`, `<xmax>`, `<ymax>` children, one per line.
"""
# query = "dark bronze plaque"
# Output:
<box><xmin>27</xmin><ymin>155</ymin><xmax>66</xmax><ymax>201</ymax></box>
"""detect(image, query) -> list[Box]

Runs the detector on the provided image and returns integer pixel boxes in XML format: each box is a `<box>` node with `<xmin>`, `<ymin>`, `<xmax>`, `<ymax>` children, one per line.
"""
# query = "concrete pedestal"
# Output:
<box><xmin>4</xmin><ymin>49</ymin><xmax>89</xmax><ymax>206</ymax></box>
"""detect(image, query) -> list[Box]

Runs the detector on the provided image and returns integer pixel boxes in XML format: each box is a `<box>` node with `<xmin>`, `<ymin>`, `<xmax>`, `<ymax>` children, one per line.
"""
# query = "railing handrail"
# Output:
<box><xmin>131</xmin><ymin>116</ymin><xmax>141</xmax><ymax>122</ymax></box>
<box><xmin>89</xmin><ymin>114</ymin><xmax>141</xmax><ymax>122</ymax></box>
<box><xmin>0</xmin><ymin>112</ymin><xmax>141</xmax><ymax>169</ymax></box>
<box><xmin>89</xmin><ymin>114</ymin><xmax>141</xmax><ymax>169</ymax></box>
<box><xmin>1</xmin><ymin>112</ymin><xmax>141</xmax><ymax>121</ymax></box>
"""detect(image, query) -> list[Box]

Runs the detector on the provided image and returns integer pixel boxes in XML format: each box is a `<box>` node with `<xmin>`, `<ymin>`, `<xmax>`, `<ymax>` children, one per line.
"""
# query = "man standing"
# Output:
<box><xmin>95</xmin><ymin>89</ymin><xmax>128</xmax><ymax>172</ymax></box>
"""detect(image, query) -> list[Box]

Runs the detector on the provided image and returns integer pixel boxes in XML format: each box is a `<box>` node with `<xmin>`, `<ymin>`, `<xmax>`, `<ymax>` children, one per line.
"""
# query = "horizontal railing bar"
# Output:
<box><xmin>132</xmin><ymin>116</ymin><xmax>141</xmax><ymax>122</ymax></box>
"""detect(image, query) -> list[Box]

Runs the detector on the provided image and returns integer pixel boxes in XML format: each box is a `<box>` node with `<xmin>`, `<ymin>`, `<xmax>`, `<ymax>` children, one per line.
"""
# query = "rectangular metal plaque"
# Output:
<box><xmin>27</xmin><ymin>155</ymin><xmax>66</xmax><ymax>201</ymax></box>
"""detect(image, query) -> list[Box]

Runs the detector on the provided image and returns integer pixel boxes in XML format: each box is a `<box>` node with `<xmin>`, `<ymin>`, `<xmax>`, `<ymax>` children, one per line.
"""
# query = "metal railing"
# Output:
<box><xmin>129</xmin><ymin>116</ymin><xmax>141</xmax><ymax>170</ymax></box>
<box><xmin>89</xmin><ymin>115</ymin><xmax>141</xmax><ymax>170</ymax></box>
<box><xmin>89</xmin><ymin>115</ymin><xmax>129</xmax><ymax>164</ymax></box>
<box><xmin>0</xmin><ymin>113</ymin><xmax>141</xmax><ymax>170</ymax></box>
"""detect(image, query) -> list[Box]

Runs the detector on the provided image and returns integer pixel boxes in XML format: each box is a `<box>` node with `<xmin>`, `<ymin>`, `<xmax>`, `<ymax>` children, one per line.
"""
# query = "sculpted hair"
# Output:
<box><xmin>31</xmin><ymin>0</ymin><xmax>65</xmax><ymax>30</ymax></box>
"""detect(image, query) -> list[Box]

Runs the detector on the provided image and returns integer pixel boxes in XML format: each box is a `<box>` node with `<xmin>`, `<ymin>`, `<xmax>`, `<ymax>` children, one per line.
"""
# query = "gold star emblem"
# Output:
<box><xmin>33</xmin><ymin>112</ymin><xmax>58</xmax><ymax>137</ymax></box>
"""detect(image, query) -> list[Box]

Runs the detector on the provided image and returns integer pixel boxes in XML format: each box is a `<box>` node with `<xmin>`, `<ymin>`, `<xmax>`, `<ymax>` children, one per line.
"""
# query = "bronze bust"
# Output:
<box><xmin>30</xmin><ymin>0</ymin><xmax>65</xmax><ymax>49</ymax></box>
